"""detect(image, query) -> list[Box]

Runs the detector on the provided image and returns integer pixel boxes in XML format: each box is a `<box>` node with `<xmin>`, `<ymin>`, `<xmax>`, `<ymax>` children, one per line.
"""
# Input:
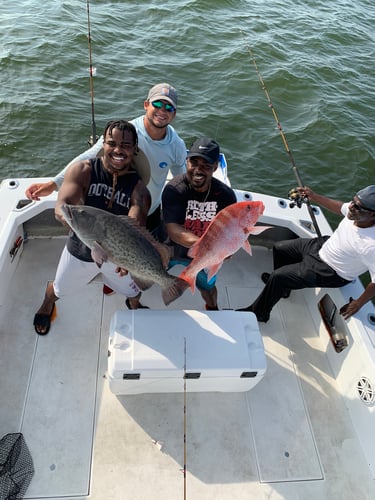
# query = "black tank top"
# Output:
<box><xmin>67</xmin><ymin>158</ymin><xmax>141</xmax><ymax>261</ymax></box>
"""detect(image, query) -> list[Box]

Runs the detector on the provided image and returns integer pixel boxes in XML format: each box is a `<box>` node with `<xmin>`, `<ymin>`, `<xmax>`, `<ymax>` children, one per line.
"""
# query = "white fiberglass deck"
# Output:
<box><xmin>0</xmin><ymin>237</ymin><xmax>374</xmax><ymax>500</ymax></box>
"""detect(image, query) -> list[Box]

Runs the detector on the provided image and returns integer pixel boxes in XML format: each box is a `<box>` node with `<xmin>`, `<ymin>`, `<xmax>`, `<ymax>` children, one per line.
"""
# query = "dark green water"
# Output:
<box><xmin>1</xmin><ymin>0</ymin><xmax>374</xmax><ymax>227</ymax></box>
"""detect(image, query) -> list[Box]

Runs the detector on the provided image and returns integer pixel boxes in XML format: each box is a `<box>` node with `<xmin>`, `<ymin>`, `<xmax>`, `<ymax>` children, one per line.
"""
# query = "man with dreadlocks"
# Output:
<box><xmin>33</xmin><ymin>120</ymin><xmax>151</xmax><ymax>335</ymax></box>
<box><xmin>25</xmin><ymin>83</ymin><xmax>186</xmax><ymax>237</ymax></box>
<box><xmin>26</xmin><ymin>83</ymin><xmax>186</xmax><ymax>296</ymax></box>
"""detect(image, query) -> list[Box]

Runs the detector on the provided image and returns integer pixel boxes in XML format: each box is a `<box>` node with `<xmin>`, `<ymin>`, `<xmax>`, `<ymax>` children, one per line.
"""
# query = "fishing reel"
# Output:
<box><xmin>288</xmin><ymin>187</ymin><xmax>309</xmax><ymax>209</ymax></box>
<box><xmin>88</xmin><ymin>135</ymin><xmax>99</xmax><ymax>147</ymax></box>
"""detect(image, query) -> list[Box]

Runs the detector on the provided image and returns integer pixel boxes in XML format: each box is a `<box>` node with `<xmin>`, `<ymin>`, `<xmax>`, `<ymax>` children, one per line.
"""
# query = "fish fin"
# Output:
<box><xmin>178</xmin><ymin>267</ymin><xmax>196</xmax><ymax>294</ymax></box>
<box><xmin>154</xmin><ymin>243</ymin><xmax>172</xmax><ymax>269</ymax></box>
<box><xmin>116</xmin><ymin>214</ymin><xmax>135</xmax><ymax>224</ymax></box>
<box><xmin>242</xmin><ymin>239</ymin><xmax>252</xmax><ymax>256</ymax></box>
<box><xmin>91</xmin><ymin>241</ymin><xmax>108</xmax><ymax>267</ymax></box>
<box><xmin>249</xmin><ymin>225</ymin><xmax>273</xmax><ymax>235</ymax></box>
<box><xmin>179</xmin><ymin>262</ymin><xmax>221</xmax><ymax>291</ymax></box>
<box><xmin>162</xmin><ymin>277</ymin><xmax>190</xmax><ymax>306</ymax></box>
<box><xmin>131</xmin><ymin>275</ymin><xmax>154</xmax><ymax>292</ymax></box>
<box><xmin>187</xmin><ymin>241</ymin><xmax>199</xmax><ymax>259</ymax></box>
<box><xmin>206</xmin><ymin>262</ymin><xmax>223</xmax><ymax>281</ymax></box>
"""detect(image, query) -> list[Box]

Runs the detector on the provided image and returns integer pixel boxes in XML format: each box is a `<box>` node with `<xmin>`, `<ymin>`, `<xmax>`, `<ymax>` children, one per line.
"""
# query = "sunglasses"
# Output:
<box><xmin>151</xmin><ymin>100</ymin><xmax>176</xmax><ymax>113</ymax></box>
<box><xmin>351</xmin><ymin>200</ymin><xmax>375</xmax><ymax>213</ymax></box>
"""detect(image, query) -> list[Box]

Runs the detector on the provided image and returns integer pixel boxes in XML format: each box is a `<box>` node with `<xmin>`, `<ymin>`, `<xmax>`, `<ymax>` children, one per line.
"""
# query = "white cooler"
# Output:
<box><xmin>108</xmin><ymin>309</ymin><xmax>266</xmax><ymax>395</ymax></box>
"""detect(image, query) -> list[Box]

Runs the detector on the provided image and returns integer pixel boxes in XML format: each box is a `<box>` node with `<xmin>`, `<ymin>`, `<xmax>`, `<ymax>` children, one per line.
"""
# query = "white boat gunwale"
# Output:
<box><xmin>1</xmin><ymin>170</ymin><xmax>375</xmax><ymax>499</ymax></box>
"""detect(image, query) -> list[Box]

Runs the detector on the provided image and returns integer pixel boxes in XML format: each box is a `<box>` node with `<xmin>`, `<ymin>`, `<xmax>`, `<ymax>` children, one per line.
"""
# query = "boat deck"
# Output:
<box><xmin>1</xmin><ymin>234</ymin><xmax>374</xmax><ymax>500</ymax></box>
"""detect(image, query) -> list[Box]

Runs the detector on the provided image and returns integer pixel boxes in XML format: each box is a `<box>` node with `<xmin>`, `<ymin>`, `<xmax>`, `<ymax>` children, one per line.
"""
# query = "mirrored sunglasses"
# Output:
<box><xmin>151</xmin><ymin>100</ymin><xmax>176</xmax><ymax>113</ymax></box>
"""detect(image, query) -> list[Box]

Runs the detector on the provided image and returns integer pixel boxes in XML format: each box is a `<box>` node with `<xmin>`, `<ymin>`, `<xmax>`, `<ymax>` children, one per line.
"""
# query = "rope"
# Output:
<box><xmin>107</xmin><ymin>172</ymin><xmax>118</xmax><ymax>209</ymax></box>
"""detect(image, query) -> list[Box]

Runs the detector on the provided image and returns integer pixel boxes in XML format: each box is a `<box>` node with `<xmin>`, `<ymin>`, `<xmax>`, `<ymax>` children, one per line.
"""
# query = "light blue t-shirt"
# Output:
<box><xmin>53</xmin><ymin>115</ymin><xmax>186</xmax><ymax>215</ymax></box>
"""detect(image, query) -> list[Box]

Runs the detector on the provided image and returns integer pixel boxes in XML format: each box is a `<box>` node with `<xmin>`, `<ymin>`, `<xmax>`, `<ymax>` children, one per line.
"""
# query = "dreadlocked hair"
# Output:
<box><xmin>103</xmin><ymin>119</ymin><xmax>138</xmax><ymax>149</ymax></box>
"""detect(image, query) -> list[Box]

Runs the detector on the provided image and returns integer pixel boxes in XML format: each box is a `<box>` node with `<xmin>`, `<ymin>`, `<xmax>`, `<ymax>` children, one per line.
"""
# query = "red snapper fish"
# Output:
<box><xmin>179</xmin><ymin>201</ymin><xmax>270</xmax><ymax>293</ymax></box>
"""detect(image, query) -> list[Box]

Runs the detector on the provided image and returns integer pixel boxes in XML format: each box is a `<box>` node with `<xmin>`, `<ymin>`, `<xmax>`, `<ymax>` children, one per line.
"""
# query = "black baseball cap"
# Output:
<box><xmin>356</xmin><ymin>185</ymin><xmax>375</xmax><ymax>211</ymax></box>
<box><xmin>187</xmin><ymin>137</ymin><xmax>220</xmax><ymax>164</ymax></box>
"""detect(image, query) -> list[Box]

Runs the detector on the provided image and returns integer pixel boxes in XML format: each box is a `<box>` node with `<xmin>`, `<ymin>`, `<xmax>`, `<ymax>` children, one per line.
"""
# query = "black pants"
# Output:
<box><xmin>146</xmin><ymin>205</ymin><xmax>168</xmax><ymax>242</ymax></box>
<box><xmin>146</xmin><ymin>205</ymin><xmax>161</xmax><ymax>232</ymax></box>
<box><xmin>251</xmin><ymin>237</ymin><xmax>351</xmax><ymax>320</ymax></box>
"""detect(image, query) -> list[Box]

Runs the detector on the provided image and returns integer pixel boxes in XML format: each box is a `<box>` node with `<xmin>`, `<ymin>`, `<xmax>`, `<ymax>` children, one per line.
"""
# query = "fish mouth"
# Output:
<box><xmin>61</xmin><ymin>204</ymin><xmax>73</xmax><ymax>224</ymax></box>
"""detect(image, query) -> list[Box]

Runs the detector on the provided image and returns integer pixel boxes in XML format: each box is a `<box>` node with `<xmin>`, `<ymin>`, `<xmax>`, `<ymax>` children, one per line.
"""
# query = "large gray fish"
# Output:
<box><xmin>60</xmin><ymin>204</ymin><xmax>189</xmax><ymax>306</ymax></box>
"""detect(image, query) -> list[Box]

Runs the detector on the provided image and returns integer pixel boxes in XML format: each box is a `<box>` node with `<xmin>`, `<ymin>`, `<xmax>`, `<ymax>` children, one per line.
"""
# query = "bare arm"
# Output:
<box><xmin>25</xmin><ymin>137</ymin><xmax>105</xmax><ymax>200</ymax></box>
<box><xmin>165</xmin><ymin>222</ymin><xmax>200</xmax><ymax>249</ymax></box>
<box><xmin>55</xmin><ymin>161</ymin><xmax>91</xmax><ymax>224</ymax></box>
<box><xmin>340</xmin><ymin>282</ymin><xmax>375</xmax><ymax>320</ymax></box>
<box><xmin>25</xmin><ymin>180</ymin><xmax>58</xmax><ymax>200</ymax></box>
<box><xmin>298</xmin><ymin>186</ymin><xmax>344</xmax><ymax>215</ymax></box>
<box><xmin>128</xmin><ymin>179</ymin><xmax>151</xmax><ymax>226</ymax></box>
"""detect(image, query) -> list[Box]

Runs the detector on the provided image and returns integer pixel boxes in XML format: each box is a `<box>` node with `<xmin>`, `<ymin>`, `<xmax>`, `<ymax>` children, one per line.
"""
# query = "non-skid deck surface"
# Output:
<box><xmin>0</xmin><ymin>239</ymin><xmax>374</xmax><ymax>499</ymax></box>
<box><xmin>0</xmin><ymin>238</ymin><xmax>103</xmax><ymax>497</ymax></box>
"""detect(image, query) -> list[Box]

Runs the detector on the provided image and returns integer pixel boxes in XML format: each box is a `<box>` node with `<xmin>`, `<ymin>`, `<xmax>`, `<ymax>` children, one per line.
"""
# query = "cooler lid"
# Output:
<box><xmin>108</xmin><ymin>310</ymin><xmax>265</xmax><ymax>379</ymax></box>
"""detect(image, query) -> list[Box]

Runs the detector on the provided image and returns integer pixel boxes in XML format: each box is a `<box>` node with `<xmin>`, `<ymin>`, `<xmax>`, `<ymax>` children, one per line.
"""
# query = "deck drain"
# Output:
<box><xmin>367</xmin><ymin>312</ymin><xmax>375</xmax><ymax>326</ymax></box>
<box><xmin>357</xmin><ymin>377</ymin><xmax>375</xmax><ymax>405</ymax></box>
<box><xmin>6</xmin><ymin>179</ymin><xmax>19</xmax><ymax>189</ymax></box>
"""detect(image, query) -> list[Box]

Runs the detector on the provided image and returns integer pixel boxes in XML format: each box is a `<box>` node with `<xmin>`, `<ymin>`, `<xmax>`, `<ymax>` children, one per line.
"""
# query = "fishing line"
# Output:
<box><xmin>214</xmin><ymin>120</ymin><xmax>220</xmax><ymax>141</ymax></box>
<box><xmin>86</xmin><ymin>0</ymin><xmax>97</xmax><ymax>146</ymax></box>
<box><xmin>241</xmin><ymin>32</ymin><xmax>322</xmax><ymax>237</ymax></box>
<box><xmin>183</xmin><ymin>337</ymin><xmax>187</xmax><ymax>500</ymax></box>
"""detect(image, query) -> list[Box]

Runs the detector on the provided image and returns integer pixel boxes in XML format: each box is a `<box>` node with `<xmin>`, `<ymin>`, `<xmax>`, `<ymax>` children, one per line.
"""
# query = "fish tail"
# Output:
<box><xmin>178</xmin><ymin>268</ymin><xmax>196</xmax><ymax>294</ymax></box>
<box><xmin>162</xmin><ymin>277</ymin><xmax>190</xmax><ymax>306</ymax></box>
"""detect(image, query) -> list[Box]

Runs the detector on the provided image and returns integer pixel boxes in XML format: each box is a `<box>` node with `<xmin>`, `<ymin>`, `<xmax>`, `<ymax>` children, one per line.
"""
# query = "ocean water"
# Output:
<box><xmin>1</xmin><ymin>0</ymin><xmax>374</xmax><ymax>227</ymax></box>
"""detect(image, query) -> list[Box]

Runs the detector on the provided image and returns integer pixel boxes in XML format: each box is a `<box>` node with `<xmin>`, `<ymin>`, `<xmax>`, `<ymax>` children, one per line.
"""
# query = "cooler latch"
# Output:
<box><xmin>184</xmin><ymin>373</ymin><xmax>201</xmax><ymax>379</ymax></box>
<box><xmin>123</xmin><ymin>373</ymin><xmax>140</xmax><ymax>380</ymax></box>
<box><xmin>241</xmin><ymin>371</ymin><xmax>257</xmax><ymax>378</ymax></box>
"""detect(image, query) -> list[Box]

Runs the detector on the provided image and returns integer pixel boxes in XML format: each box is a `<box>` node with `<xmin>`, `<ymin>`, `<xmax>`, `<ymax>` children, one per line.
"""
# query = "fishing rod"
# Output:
<box><xmin>86</xmin><ymin>0</ymin><xmax>97</xmax><ymax>146</ymax></box>
<box><xmin>242</xmin><ymin>36</ymin><xmax>322</xmax><ymax>237</ymax></box>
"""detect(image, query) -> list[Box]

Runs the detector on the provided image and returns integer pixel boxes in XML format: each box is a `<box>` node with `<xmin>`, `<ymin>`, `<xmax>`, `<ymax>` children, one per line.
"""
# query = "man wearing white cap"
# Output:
<box><xmin>238</xmin><ymin>185</ymin><xmax>375</xmax><ymax>322</ymax></box>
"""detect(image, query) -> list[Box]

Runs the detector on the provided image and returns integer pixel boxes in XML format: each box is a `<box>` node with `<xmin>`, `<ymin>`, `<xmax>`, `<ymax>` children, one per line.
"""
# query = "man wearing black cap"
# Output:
<box><xmin>238</xmin><ymin>185</ymin><xmax>375</xmax><ymax>322</ymax></box>
<box><xmin>162</xmin><ymin>137</ymin><xmax>237</xmax><ymax>310</ymax></box>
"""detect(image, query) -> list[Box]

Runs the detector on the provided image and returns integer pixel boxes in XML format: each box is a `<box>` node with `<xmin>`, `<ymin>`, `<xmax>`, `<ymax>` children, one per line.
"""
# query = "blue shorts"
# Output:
<box><xmin>168</xmin><ymin>259</ymin><xmax>217</xmax><ymax>291</ymax></box>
